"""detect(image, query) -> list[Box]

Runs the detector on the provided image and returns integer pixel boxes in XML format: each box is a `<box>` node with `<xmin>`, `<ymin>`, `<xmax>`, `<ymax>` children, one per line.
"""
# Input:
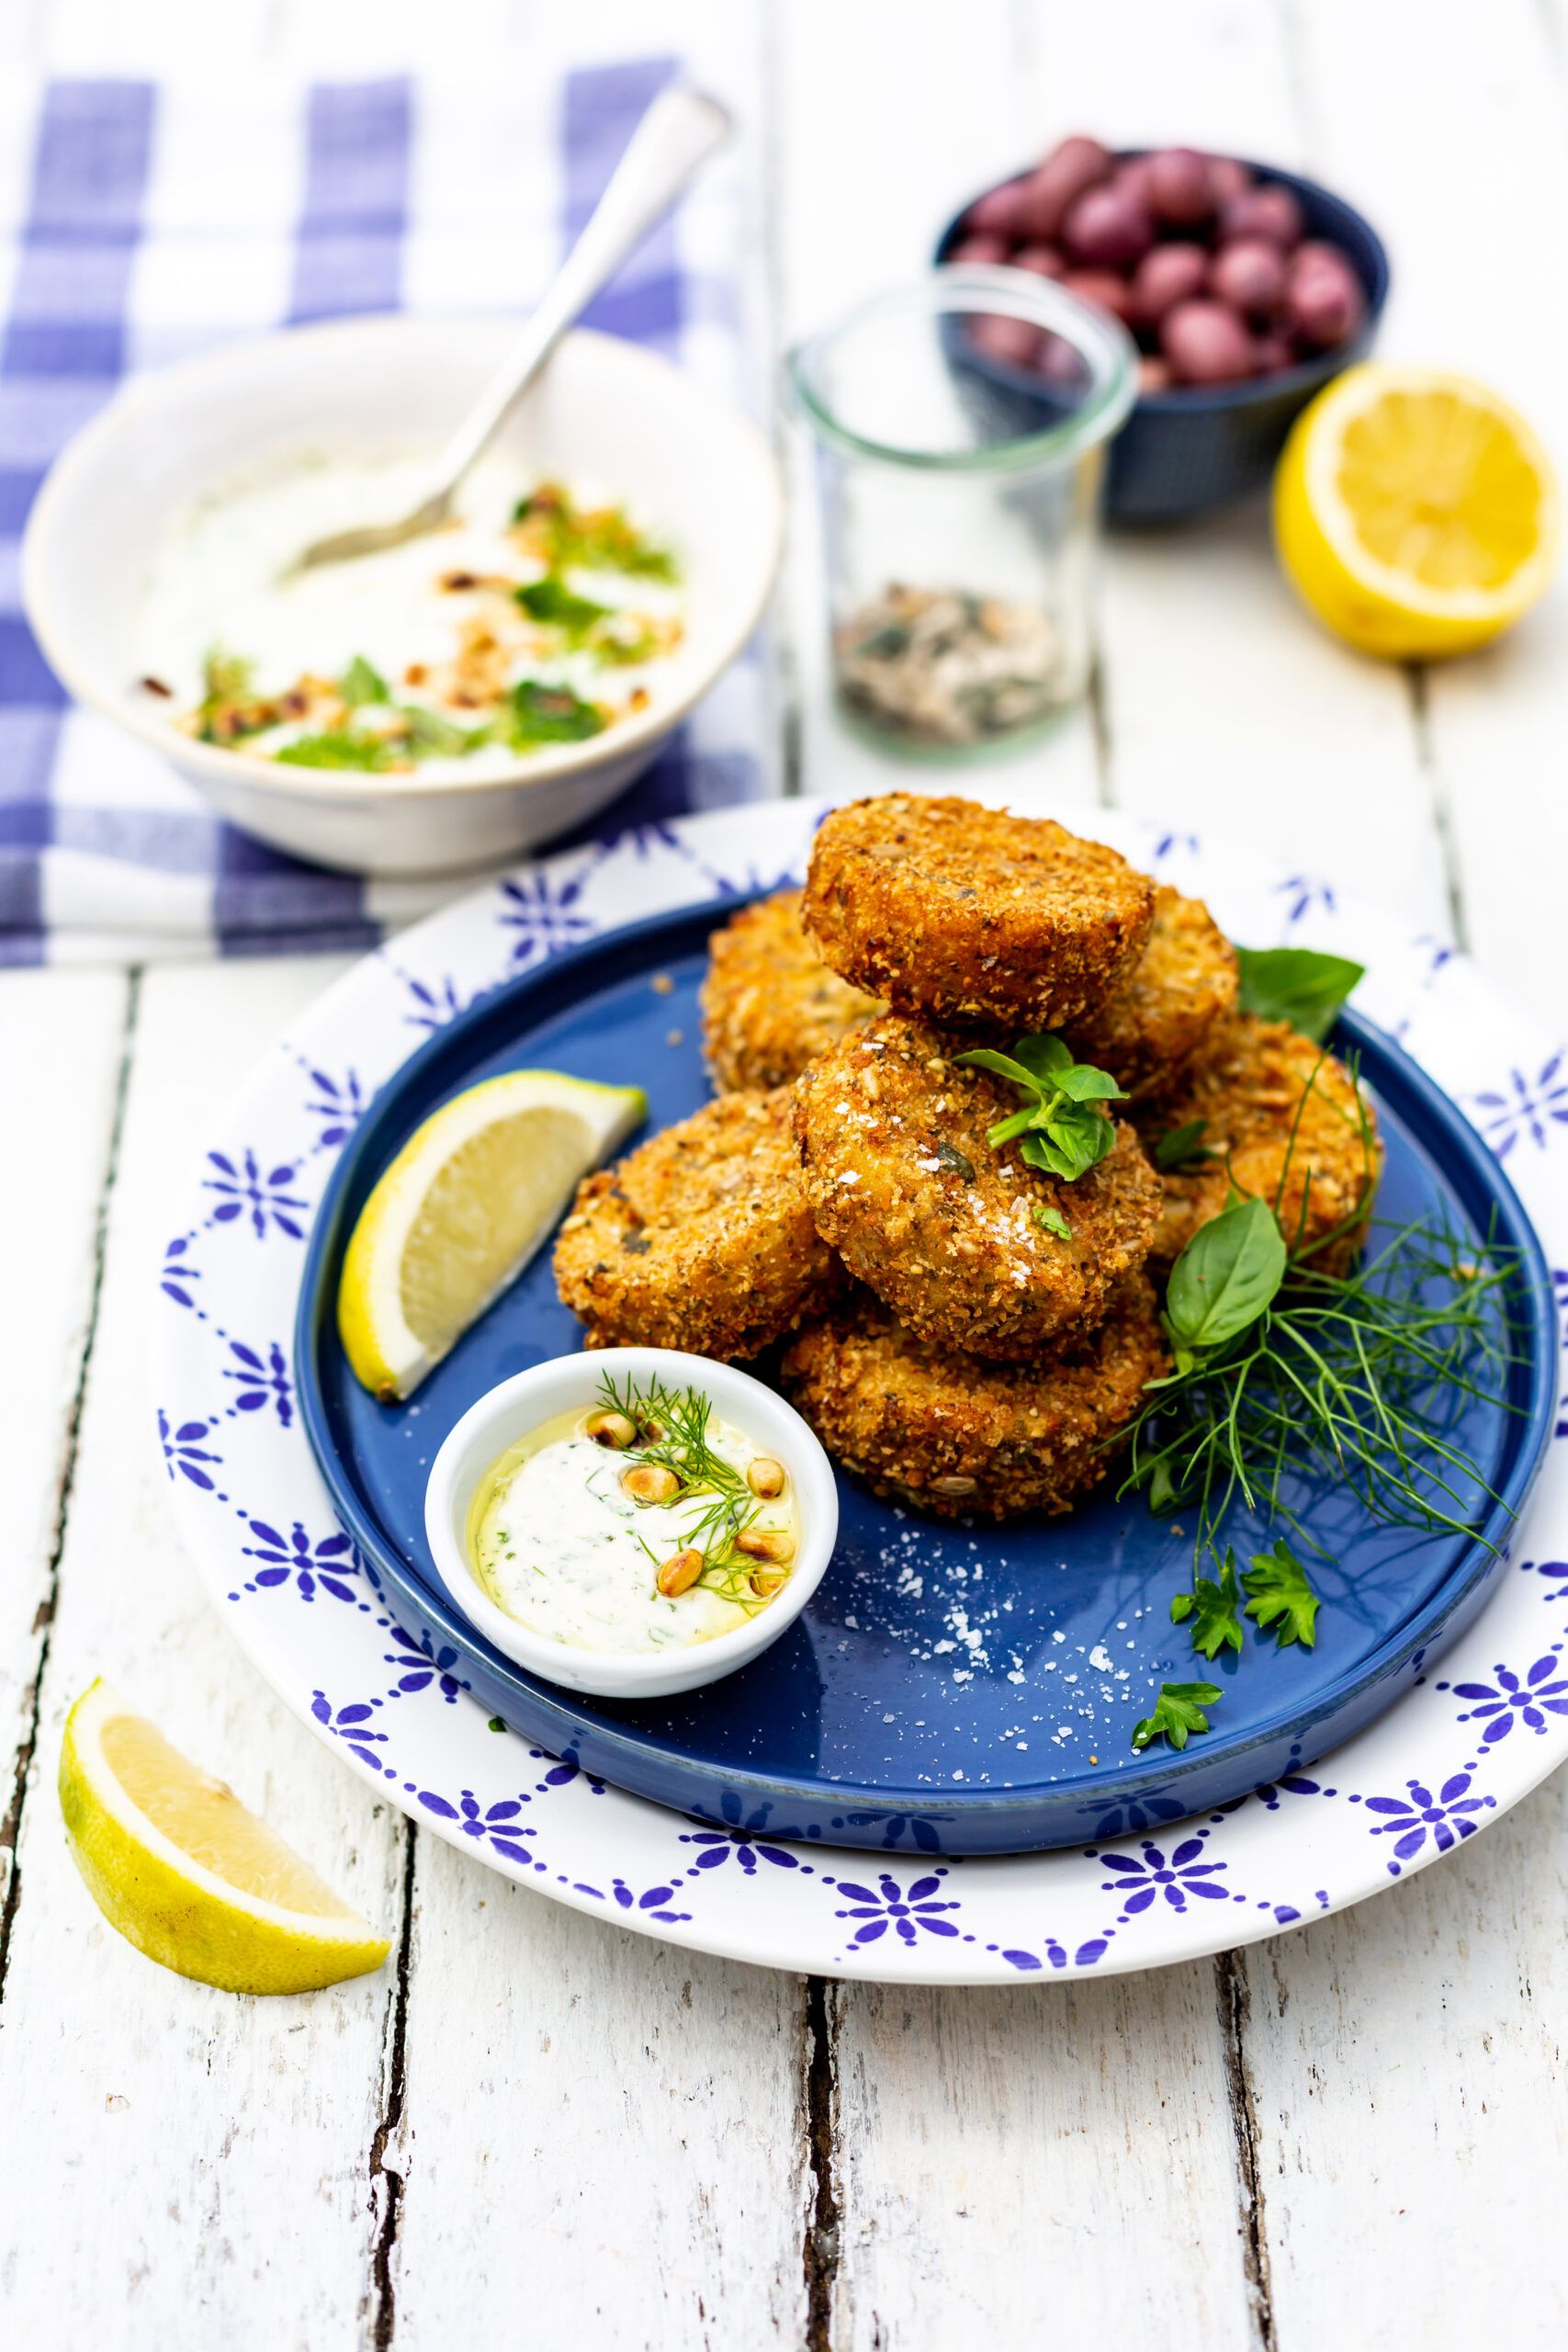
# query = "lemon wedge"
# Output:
<box><xmin>1274</xmin><ymin>364</ymin><xmax>1559</xmax><ymax>659</ymax></box>
<box><xmin>59</xmin><ymin>1679</ymin><xmax>389</xmax><ymax>1994</ymax></box>
<box><xmin>338</xmin><ymin>1068</ymin><xmax>645</xmax><ymax>1400</ymax></box>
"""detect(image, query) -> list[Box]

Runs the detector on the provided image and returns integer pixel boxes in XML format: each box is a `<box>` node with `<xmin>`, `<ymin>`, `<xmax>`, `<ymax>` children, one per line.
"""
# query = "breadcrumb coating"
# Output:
<box><xmin>554</xmin><ymin>1088</ymin><xmax>840</xmax><ymax>1360</ymax></box>
<box><xmin>1064</xmin><ymin>885</ymin><xmax>1238</xmax><ymax>1098</ymax></box>
<box><xmin>701</xmin><ymin>889</ymin><xmax>881</xmax><ymax>1093</ymax></box>
<box><xmin>792</xmin><ymin>1014</ymin><xmax>1160</xmax><ymax>1360</ymax></box>
<box><xmin>1137</xmin><ymin>1014</ymin><xmax>1380</xmax><ymax>1271</ymax></box>
<box><xmin>802</xmin><ymin>793</ymin><xmax>1156</xmax><ymax>1028</ymax></box>
<box><xmin>781</xmin><ymin>1276</ymin><xmax>1168</xmax><ymax>1521</ymax></box>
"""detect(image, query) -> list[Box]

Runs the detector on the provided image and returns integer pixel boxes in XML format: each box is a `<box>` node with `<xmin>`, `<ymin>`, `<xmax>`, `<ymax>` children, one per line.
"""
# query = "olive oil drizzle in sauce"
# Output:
<box><xmin>468</xmin><ymin>1375</ymin><xmax>797</xmax><ymax>1654</ymax></box>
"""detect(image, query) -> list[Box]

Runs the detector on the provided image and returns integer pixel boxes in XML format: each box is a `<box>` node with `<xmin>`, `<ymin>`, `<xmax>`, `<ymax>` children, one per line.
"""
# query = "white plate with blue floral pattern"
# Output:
<box><xmin>154</xmin><ymin>797</ymin><xmax>1568</xmax><ymax>1983</ymax></box>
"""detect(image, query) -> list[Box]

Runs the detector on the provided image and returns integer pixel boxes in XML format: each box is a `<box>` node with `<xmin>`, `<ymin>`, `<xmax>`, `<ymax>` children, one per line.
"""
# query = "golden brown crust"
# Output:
<box><xmin>781</xmin><ymin>1276</ymin><xmax>1168</xmax><ymax>1521</ymax></box>
<box><xmin>1063</xmin><ymin>885</ymin><xmax>1239</xmax><ymax>1098</ymax></box>
<box><xmin>1135</xmin><ymin>1014</ymin><xmax>1380</xmax><ymax>1271</ymax></box>
<box><xmin>700</xmin><ymin>889</ymin><xmax>882</xmax><ymax>1093</ymax></box>
<box><xmin>801</xmin><ymin>794</ymin><xmax>1156</xmax><ymax>1029</ymax></box>
<box><xmin>792</xmin><ymin>1014</ymin><xmax>1161</xmax><ymax>1360</ymax></box>
<box><xmin>553</xmin><ymin>1088</ymin><xmax>840</xmax><ymax>1360</ymax></box>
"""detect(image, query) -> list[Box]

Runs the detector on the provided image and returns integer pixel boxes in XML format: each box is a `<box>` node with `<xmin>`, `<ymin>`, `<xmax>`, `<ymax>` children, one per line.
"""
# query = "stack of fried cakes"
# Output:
<box><xmin>554</xmin><ymin>793</ymin><xmax>1378</xmax><ymax>1523</ymax></box>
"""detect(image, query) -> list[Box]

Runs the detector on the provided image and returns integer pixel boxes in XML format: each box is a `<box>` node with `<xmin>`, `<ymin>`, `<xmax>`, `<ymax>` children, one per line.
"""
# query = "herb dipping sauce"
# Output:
<box><xmin>468</xmin><ymin>1382</ymin><xmax>798</xmax><ymax>1654</ymax></box>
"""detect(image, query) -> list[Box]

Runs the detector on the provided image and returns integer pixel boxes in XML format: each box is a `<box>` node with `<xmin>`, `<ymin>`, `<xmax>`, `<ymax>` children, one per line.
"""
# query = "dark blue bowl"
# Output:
<box><xmin>934</xmin><ymin>153</ymin><xmax>1390</xmax><ymax>524</ymax></box>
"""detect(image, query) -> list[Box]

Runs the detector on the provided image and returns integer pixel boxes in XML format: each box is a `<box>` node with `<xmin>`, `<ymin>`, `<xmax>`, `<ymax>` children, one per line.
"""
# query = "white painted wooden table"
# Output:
<box><xmin>5</xmin><ymin>3</ymin><xmax>1568</xmax><ymax>2345</ymax></box>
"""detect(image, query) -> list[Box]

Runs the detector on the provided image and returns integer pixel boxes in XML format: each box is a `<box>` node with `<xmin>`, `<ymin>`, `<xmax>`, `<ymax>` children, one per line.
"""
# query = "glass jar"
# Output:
<box><xmin>788</xmin><ymin>268</ymin><xmax>1135</xmax><ymax>760</ymax></box>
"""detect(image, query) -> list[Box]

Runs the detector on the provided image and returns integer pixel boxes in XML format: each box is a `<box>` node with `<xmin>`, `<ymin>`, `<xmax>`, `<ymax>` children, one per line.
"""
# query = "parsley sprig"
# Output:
<box><xmin>1132</xmin><ymin>1682</ymin><xmax>1223</xmax><ymax>1753</ymax></box>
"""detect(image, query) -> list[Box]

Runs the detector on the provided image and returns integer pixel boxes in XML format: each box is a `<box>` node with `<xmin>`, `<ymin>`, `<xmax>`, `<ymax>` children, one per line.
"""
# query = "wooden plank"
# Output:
<box><xmin>1240</xmin><ymin>1770</ymin><xmax>1568</xmax><ymax>2344</ymax></box>
<box><xmin>826</xmin><ymin>1961</ymin><xmax>1258</xmax><ymax>2348</ymax></box>
<box><xmin>388</xmin><ymin>1832</ymin><xmax>810</xmax><ymax>2349</ymax></box>
<box><xmin>1021</xmin><ymin>0</ymin><xmax>1450</xmax><ymax>932</ymax></box>
<box><xmin>0</xmin><ymin>967</ymin><xmax>128</xmax><ymax>1934</ymax></box>
<box><xmin>771</xmin><ymin>0</ymin><xmax>1104</xmax><ymax>811</ymax></box>
<box><xmin>0</xmin><ymin>954</ymin><xmax>418</xmax><ymax>2347</ymax></box>
<box><xmin>1286</xmin><ymin>0</ymin><xmax>1568</xmax><ymax>1021</ymax></box>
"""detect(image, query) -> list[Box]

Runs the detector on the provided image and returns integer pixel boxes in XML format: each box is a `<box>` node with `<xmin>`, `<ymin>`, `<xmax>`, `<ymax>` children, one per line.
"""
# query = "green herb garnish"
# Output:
<box><xmin>1169</xmin><ymin>1549</ymin><xmax>1245</xmax><ymax>1659</ymax></box>
<box><xmin>512</xmin><ymin>482</ymin><xmax>679</xmax><ymax>581</ymax></box>
<box><xmin>1152</xmin><ymin>1117</ymin><xmax>1213</xmax><ymax>1171</ymax></box>
<box><xmin>509</xmin><ymin>679</ymin><xmax>607</xmax><ymax>746</ymax></box>
<box><xmin>515</xmin><ymin>575</ymin><xmax>612</xmax><ymax>637</ymax></box>
<box><xmin>1235</xmin><ymin>945</ymin><xmax>1365</xmax><ymax>1042</ymax></box>
<box><xmin>1132</xmin><ymin>1681</ymin><xmax>1224</xmax><ymax>1753</ymax></box>
<box><xmin>1033</xmin><ymin>1201</ymin><xmax>1071</xmax><ymax>1241</ymax></box>
<box><xmin>1242</xmin><ymin>1540</ymin><xmax>1321</xmax><ymax>1649</ymax></box>
<box><xmin>955</xmin><ymin>1034</ymin><xmax>1126</xmax><ymax>1182</ymax></box>
<box><xmin>340</xmin><ymin>654</ymin><xmax>389</xmax><ymax>707</ymax></box>
<box><xmin>400</xmin><ymin>705</ymin><xmax>487</xmax><ymax>758</ymax></box>
<box><xmin>274</xmin><ymin>730</ymin><xmax>399</xmax><ymax>772</ymax></box>
<box><xmin>1162</xmin><ymin>1194</ymin><xmax>1287</xmax><ymax>1374</ymax></box>
<box><xmin>593</xmin><ymin>1371</ymin><xmax>776</xmax><ymax>1613</ymax></box>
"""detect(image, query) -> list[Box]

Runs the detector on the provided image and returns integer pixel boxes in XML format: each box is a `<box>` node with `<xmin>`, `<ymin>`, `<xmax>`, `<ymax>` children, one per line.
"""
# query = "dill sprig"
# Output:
<box><xmin>594</xmin><ymin>1370</ymin><xmax>773</xmax><ymax>1611</ymax></box>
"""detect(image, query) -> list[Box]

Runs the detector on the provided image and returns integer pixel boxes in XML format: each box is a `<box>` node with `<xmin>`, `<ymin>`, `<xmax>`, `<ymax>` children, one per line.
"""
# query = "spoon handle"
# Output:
<box><xmin>426</xmin><ymin>85</ymin><xmax>732</xmax><ymax>511</ymax></box>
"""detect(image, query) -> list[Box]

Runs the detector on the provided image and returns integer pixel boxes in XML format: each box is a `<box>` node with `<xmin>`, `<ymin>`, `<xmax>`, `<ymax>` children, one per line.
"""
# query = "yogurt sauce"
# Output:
<box><xmin>133</xmin><ymin>449</ymin><xmax>686</xmax><ymax>780</ymax></box>
<box><xmin>469</xmin><ymin>1404</ymin><xmax>798</xmax><ymax>1654</ymax></box>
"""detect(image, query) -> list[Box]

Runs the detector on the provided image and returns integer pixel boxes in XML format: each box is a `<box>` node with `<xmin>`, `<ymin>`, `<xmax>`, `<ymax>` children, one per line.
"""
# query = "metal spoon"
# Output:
<box><xmin>293</xmin><ymin>85</ymin><xmax>732</xmax><ymax>573</ymax></box>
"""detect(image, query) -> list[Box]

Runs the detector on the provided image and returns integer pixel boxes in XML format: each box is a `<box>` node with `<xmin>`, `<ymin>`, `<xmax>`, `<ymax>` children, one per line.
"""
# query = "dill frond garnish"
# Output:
<box><xmin>594</xmin><ymin>1370</ymin><xmax>774</xmax><ymax>1612</ymax></box>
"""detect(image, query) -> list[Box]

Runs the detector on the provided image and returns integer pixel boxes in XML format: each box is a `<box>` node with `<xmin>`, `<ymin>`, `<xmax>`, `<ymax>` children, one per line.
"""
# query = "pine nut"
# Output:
<box><xmin>585</xmin><ymin>1408</ymin><xmax>637</xmax><ymax>1449</ymax></box>
<box><xmin>736</xmin><ymin>1528</ymin><xmax>795</xmax><ymax>1564</ymax></box>
<box><xmin>622</xmin><ymin>1464</ymin><xmax>682</xmax><ymax>1505</ymax></box>
<box><xmin>656</xmin><ymin>1548</ymin><xmax>703</xmax><ymax>1597</ymax></box>
<box><xmin>931</xmin><ymin>1475</ymin><xmax>977</xmax><ymax>1497</ymax></box>
<box><xmin>747</xmin><ymin>1456</ymin><xmax>786</xmax><ymax>1499</ymax></box>
<box><xmin>749</xmin><ymin>1568</ymin><xmax>789</xmax><ymax>1598</ymax></box>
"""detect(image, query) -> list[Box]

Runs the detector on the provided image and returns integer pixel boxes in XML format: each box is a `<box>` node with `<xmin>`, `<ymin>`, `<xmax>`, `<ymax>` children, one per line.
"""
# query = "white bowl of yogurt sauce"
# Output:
<box><xmin>423</xmin><ymin>1349</ymin><xmax>840</xmax><ymax>1701</ymax></box>
<box><xmin>21</xmin><ymin>315</ymin><xmax>782</xmax><ymax>877</ymax></box>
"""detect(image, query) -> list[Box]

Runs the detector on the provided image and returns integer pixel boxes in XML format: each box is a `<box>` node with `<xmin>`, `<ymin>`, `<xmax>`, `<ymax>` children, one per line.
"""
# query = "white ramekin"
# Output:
<box><xmin>21</xmin><ymin>315</ymin><xmax>783</xmax><ymax>877</ymax></box>
<box><xmin>423</xmin><ymin>1348</ymin><xmax>839</xmax><ymax>1701</ymax></box>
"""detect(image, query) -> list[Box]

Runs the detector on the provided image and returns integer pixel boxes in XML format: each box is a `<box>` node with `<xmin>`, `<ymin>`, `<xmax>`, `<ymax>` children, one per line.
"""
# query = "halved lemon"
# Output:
<box><xmin>337</xmin><ymin>1069</ymin><xmax>645</xmax><ymax>1400</ymax></box>
<box><xmin>1274</xmin><ymin>364</ymin><xmax>1559</xmax><ymax>659</ymax></box>
<box><xmin>59</xmin><ymin>1679</ymin><xmax>389</xmax><ymax>1994</ymax></box>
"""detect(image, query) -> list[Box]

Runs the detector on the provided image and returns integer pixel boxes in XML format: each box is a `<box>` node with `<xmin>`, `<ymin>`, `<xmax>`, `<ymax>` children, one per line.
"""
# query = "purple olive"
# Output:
<box><xmin>1218</xmin><ymin>183</ymin><xmax>1304</xmax><ymax>250</ymax></box>
<box><xmin>1287</xmin><ymin>249</ymin><xmax>1365</xmax><ymax>346</ymax></box>
<box><xmin>1250</xmin><ymin>334</ymin><xmax>1296</xmax><ymax>376</ymax></box>
<box><xmin>1012</xmin><ymin>242</ymin><xmax>1066</xmax><ymax>278</ymax></box>
<box><xmin>1146</xmin><ymin>146</ymin><xmax>1214</xmax><ymax>227</ymax></box>
<box><xmin>964</xmin><ymin>178</ymin><xmax>1032</xmax><ymax>241</ymax></box>
<box><xmin>1063</xmin><ymin>184</ymin><xmax>1154</xmax><ymax>268</ymax></box>
<box><xmin>946</xmin><ymin>233</ymin><xmax>1010</xmax><ymax>267</ymax></box>
<box><xmin>1209</xmin><ymin>236</ymin><xmax>1288</xmax><ymax>319</ymax></box>
<box><xmin>968</xmin><ymin>313</ymin><xmax>1043</xmax><ymax>368</ymax></box>
<box><xmin>1062</xmin><ymin>267</ymin><xmax>1137</xmax><ymax>326</ymax></box>
<box><xmin>1130</xmin><ymin>241</ymin><xmax>1209</xmax><ymax>327</ymax></box>
<box><xmin>1019</xmin><ymin>135</ymin><xmax>1112</xmax><ymax>241</ymax></box>
<box><xmin>1161</xmin><ymin>298</ymin><xmax>1256</xmax><ymax>385</ymax></box>
<box><xmin>1113</xmin><ymin>154</ymin><xmax>1160</xmax><ymax>207</ymax></box>
<box><xmin>1206</xmin><ymin>154</ymin><xmax>1254</xmax><ymax>206</ymax></box>
<box><xmin>1138</xmin><ymin>354</ymin><xmax>1174</xmax><ymax>395</ymax></box>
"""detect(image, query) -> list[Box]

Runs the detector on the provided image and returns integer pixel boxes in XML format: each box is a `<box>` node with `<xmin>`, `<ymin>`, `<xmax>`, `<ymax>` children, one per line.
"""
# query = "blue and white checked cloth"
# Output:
<box><xmin>0</xmin><ymin>56</ymin><xmax>767</xmax><ymax>966</ymax></box>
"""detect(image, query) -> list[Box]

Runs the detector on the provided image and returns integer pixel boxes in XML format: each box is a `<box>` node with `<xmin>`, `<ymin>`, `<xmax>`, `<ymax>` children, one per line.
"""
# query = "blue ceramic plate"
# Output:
<box><xmin>295</xmin><ymin>899</ymin><xmax>1555</xmax><ymax>1856</ymax></box>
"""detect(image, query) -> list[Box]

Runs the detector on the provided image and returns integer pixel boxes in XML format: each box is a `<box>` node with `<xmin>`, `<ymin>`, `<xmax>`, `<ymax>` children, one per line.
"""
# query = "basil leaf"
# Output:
<box><xmin>955</xmin><ymin>1048</ymin><xmax>1048</xmax><ymax>1094</ymax></box>
<box><xmin>515</xmin><ymin>575</ymin><xmax>611</xmax><ymax>634</ymax></box>
<box><xmin>1054</xmin><ymin>1064</ymin><xmax>1127</xmax><ymax>1102</ymax></box>
<box><xmin>400</xmin><ymin>705</ymin><xmax>483</xmax><ymax>758</ymax></box>
<box><xmin>1020</xmin><ymin>1109</ymin><xmax>1115</xmax><ymax>1183</ymax></box>
<box><xmin>340</xmin><ymin>654</ymin><xmax>389</xmax><ymax>707</ymax></box>
<box><xmin>1011</xmin><ymin>1034</ymin><xmax>1074</xmax><ymax>1079</ymax></box>
<box><xmin>1166</xmin><ymin>1196</ymin><xmax>1286</xmax><ymax>1350</ymax></box>
<box><xmin>1153</xmin><ymin>1118</ymin><xmax>1211</xmax><ymax>1171</ymax></box>
<box><xmin>1032</xmin><ymin>1201</ymin><xmax>1071</xmax><ymax>1241</ymax></box>
<box><xmin>274</xmin><ymin>730</ymin><xmax>395</xmax><ymax>772</ymax></box>
<box><xmin>985</xmin><ymin>1104</ymin><xmax>1043</xmax><ymax>1149</ymax></box>
<box><xmin>509</xmin><ymin>680</ymin><xmax>606</xmax><ymax>745</ymax></box>
<box><xmin>1235</xmin><ymin>945</ymin><xmax>1365</xmax><ymax>1043</ymax></box>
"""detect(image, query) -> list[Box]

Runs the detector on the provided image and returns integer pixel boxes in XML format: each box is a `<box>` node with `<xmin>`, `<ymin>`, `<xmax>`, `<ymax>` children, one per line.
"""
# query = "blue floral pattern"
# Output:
<box><xmin>150</xmin><ymin>796</ymin><xmax>1568</xmax><ymax>1982</ymax></box>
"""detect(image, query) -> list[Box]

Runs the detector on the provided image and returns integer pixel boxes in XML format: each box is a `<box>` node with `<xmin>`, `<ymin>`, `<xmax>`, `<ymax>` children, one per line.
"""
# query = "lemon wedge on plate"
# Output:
<box><xmin>337</xmin><ymin>1069</ymin><xmax>645</xmax><ymax>1401</ymax></box>
<box><xmin>59</xmin><ymin>1679</ymin><xmax>389</xmax><ymax>1994</ymax></box>
<box><xmin>1275</xmin><ymin>364</ymin><xmax>1559</xmax><ymax>659</ymax></box>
